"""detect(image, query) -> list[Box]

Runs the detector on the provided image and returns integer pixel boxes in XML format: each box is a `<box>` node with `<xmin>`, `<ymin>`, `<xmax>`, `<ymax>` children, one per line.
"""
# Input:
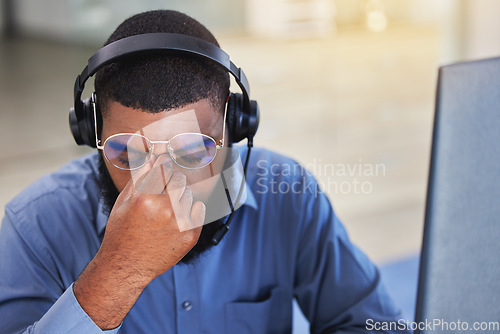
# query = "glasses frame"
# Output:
<box><xmin>93</xmin><ymin>93</ymin><xmax>228</xmax><ymax>170</ymax></box>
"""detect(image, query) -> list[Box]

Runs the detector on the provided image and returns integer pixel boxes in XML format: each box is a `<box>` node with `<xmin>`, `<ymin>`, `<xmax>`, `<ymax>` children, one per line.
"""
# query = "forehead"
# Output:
<box><xmin>103</xmin><ymin>99</ymin><xmax>221</xmax><ymax>139</ymax></box>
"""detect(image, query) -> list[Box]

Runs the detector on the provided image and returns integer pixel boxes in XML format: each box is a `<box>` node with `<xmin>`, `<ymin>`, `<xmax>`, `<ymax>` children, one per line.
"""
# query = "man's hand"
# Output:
<box><xmin>74</xmin><ymin>160</ymin><xmax>205</xmax><ymax>330</ymax></box>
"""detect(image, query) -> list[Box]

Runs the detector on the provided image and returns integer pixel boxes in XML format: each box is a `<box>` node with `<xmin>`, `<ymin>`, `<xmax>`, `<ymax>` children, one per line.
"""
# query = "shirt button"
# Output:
<box><xmin>182</xmin><ymin>301</ymin><xmax>193</xmax><ymax>311</ymax></box>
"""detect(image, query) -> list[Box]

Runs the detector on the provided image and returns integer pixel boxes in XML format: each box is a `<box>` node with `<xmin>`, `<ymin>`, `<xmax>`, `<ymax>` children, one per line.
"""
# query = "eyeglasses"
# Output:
<box><xmin>93</xmin><ymin>94</ymin><xmax>227</xmax><ymax>170</ymax></box>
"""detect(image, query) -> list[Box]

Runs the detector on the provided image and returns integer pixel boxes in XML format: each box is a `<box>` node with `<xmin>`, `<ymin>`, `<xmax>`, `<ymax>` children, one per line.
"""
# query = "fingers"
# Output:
<box><xmin>168</xmin><ymin>174</ymin><xmax>206</xmax><ymax>232</ymax></box>
<box><xmin>129</xmin><ymin>163</ymin><xmax>205</xmax><ymax>232</ymax></box>
<box><xmin>190</xmin><ymin>201</ymin><xmax>206</xmax><ymax>229</ymax></box>
<box><xmin>166</xmin><ymin>172</ymin><xmax>187</xmax><ymax>202</ymax></box>
<box><xmin>136</xmin><ymin>156</ymin><xmax>173</xmax><ymax>194</ymax></box>
<box><xmin>179</xmin><ymin>187</ymin><xmax>193</xmax><ymax>209</ymax></box>
<box><xmin>168</xmin><ymin>172</ymin><xmax>189</xmax><ymax>231</ymax></box>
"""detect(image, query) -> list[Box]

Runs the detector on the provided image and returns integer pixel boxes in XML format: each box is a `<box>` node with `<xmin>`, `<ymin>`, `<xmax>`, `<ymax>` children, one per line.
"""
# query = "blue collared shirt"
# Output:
<box><xmin>0</xmin><ymin>147</ymin><xmax>406</xmax><ymax>333</ymax></box>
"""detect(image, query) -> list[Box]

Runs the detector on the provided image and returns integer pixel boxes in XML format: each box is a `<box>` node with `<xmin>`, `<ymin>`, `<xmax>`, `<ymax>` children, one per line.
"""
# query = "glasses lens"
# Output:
<box><xmin>169</xmin><ymin>134</ymin><xmax>217</xmax><ymax>169</ymax></box>
<box><xmin>103</xmin><ymin>134</ymin><xmax>150</xmax><ymax>170</ymax></box>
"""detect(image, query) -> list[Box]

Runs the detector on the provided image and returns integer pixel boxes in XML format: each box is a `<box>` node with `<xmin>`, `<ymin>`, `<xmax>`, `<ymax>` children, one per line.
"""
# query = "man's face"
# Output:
<box><xmin>98</xmin><ymin>98</ymin><xmax>229</xmax><ymax>264</ymax></box>
<box><xmin>101</xmin><ymin>98</ymin><xmax>224</xmax><ymax>193</ymax></box>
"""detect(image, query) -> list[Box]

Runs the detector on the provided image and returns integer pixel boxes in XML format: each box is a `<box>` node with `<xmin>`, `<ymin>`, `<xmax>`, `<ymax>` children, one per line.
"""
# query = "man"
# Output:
<box><xmin>0</xmin><ymin>10</ymin><xmax>406</xmax><ymax>333</ymax></box>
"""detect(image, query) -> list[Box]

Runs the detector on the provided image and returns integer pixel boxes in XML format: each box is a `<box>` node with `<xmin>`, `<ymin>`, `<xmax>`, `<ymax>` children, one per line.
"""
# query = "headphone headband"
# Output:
<box><xmin>74</xmin><ymin>33</ymin><xmax>250</xmax><ymax>113</ymax></box>
<box><xmin>70</xmin><ymin>32</ymin><xmax>259</xmax><ymax>148</ymax></box>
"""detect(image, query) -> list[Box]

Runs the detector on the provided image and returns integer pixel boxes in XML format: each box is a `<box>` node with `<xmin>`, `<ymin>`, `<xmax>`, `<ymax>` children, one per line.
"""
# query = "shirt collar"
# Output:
<box><xmin>242</xmin><ymin>182</ymin><xmax>258</xmax><ymax>210</ymax></box>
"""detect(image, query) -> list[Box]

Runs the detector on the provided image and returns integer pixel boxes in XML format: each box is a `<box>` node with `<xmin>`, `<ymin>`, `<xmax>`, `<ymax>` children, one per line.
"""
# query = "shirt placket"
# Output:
<box><xmin>172</xmin><ymin>264</ymin><xmax>201</xmax><ymax>333</ymax></box>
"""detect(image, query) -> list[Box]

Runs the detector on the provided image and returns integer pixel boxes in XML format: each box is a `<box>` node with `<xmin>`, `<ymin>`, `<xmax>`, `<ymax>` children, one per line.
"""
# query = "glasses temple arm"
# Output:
<box><xmin>92</xmin><ymin>93</ymin><xmax>104</xmax><ymax>150</ymax></box>
<box><xmin>218</xmin><ymin>101</ymin><xmax>228</xmax><ymax>149</ymax></box>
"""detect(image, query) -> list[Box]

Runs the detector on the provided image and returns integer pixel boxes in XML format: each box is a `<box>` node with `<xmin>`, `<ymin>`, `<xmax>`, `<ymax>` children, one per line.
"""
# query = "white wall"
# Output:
<box><xmin>11</xmin><ymin>0</ymin><xmax>500</xmax><ymax>60</ymax></box>
<box><xmin>0</xmin><ymin>1</ymin><xmax>3</xmax><ymax>35</ymax></box>
<box><xmin>14</xmin><ymin>0</ymin><xmax>71</xmax><ymax>41</ymax></box>
<box><xmin>246</xmin><ymin>0</ymin><xmax>335</xmax><ymax>38</ymax></box>
<box><xmin>462</xmin><ymin>0</ymin><xmax>500</xmax><ymax>60</ymax></box>
<box><xmin>12</xmin><ymin>0</ymin><xmax>245</xmax><ymax>45</ymax></box>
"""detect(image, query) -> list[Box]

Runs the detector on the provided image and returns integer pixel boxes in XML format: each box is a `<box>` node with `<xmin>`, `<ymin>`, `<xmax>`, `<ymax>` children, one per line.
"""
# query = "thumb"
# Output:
<box><xmin>114</xmin><ymin>156</ymin><xmax>161</xmax><ymax>203</ymax></box>
<box><xmin>114</xmin><ymin>175</ymin><xmax>137</xmax><ymax>205</ymax></box>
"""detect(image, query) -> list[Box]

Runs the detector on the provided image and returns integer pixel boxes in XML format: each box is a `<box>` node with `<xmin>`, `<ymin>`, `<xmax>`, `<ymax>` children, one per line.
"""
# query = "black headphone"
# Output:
<box><xmin>69</xmin><ymin>32</ymin><xmax>259</xmax><ymax>148</ymax></box>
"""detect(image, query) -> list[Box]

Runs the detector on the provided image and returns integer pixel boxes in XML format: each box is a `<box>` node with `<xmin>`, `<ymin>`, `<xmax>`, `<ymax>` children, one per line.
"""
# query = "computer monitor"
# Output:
<box><xmin>415</xmin><ymin>56</ymin><xmax>500</xmax><ymax>333</ymax></box>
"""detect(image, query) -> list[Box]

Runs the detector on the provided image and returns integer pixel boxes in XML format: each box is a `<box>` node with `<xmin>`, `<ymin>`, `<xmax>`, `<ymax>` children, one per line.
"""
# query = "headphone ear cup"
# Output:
<box><xmin>226</xmin><ymin>93</ymin><xmax>244</xmax><ymax>143</ymax></box>
<box><xmin>248</xmin><ymin>99</ymin><xmax>259</xmax><ymax>140</ymax></box>
<box><xmin>69</xmin><ymin>102</ymin><xmax>84</xmax><ymax>146</ymax></box>
<box><xmin>226</xmin><ymin>92</ymin><xmax>260</xmax><ymax>143</ymax></box>
<box><xmin>69</xmin><ymin>96</ymin><xmax>98</xmax><ymax>148</ymax></box>
<box><xmin>82</xmin><ymin>97</ymin><xmax>97</xmax><ymax>148</ymax></box>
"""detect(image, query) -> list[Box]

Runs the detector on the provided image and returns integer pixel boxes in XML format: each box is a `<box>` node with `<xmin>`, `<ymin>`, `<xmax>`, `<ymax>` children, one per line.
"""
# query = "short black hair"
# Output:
<box><xmin>94</xmin><ymin>10</ymin><xmax>230</xmax><ymax>115</ymax></box>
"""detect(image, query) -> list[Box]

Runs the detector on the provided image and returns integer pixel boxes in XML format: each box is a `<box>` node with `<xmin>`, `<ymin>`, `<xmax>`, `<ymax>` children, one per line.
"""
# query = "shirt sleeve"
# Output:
<box><xmin>0</xmin><ymin>213</ymin><xmax>120</xmax><ymax>334</ymax></box>
<box><xmin>292</xmin><ymin>175</ymin><xmax>410</xmax><ymax>333</ymax></box>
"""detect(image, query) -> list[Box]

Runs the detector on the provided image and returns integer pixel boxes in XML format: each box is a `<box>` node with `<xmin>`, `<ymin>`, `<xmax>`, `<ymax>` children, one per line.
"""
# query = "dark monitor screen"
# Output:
<box><xmin>415</xmin><ymin>57</ymin><xmax>500</xmax><ymax>333</ymax></box>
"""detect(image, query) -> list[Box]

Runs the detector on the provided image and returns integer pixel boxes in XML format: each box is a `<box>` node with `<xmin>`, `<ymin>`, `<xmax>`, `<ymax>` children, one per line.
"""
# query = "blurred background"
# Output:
<box><xmin>1</xmin><ymin>0</ymin><xmax>500</xmax><ymax>325</ymax></box>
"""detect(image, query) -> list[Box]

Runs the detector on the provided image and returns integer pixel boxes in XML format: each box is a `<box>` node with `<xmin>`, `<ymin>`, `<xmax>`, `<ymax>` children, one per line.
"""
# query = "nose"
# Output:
<box><xmin>146</xmin><ymin>152</ymin><xmax>173</xmax><ymax>169</ymax></box>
